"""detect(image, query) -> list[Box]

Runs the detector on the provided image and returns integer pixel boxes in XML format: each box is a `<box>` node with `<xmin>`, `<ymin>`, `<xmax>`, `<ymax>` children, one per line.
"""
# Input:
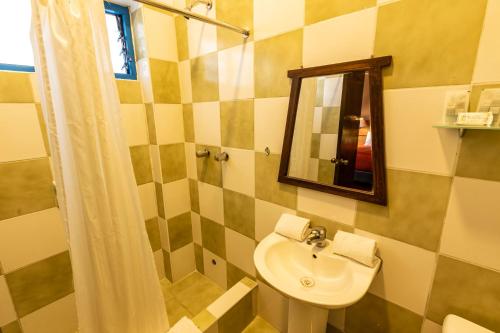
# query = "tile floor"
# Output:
<box><xmin>242</xmin><ymin>316</ymin><xmax>280</xmax><ymax>333</ymax></box>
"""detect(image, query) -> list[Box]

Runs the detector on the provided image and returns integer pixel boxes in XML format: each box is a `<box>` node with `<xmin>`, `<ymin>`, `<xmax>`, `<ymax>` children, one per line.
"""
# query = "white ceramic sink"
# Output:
<box><xmin>254</xmin><ymin>232</ymin><xmax>381</xmax><ymax>332</ymax></box>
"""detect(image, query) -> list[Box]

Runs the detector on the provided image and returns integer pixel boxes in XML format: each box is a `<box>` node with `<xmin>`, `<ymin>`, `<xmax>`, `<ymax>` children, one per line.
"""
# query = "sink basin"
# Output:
<box><xmin>255</xmin><ymin>232</ymin><xmax>380</xmax><ymax>308</ymax></box>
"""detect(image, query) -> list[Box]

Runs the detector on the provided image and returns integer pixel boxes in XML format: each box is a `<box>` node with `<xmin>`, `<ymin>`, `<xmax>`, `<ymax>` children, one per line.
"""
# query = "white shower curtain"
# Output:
<box><xmin>30</xmin><ymin>1</ymin><xmax>169</xmax><ymax>332</ymax></box>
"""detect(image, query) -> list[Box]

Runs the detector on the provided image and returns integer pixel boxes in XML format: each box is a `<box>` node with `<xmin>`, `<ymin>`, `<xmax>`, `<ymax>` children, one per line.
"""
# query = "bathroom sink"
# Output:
<box><xmin>254</xmin><ymin>232</ymin><xmax>381</xmax><ymax>309</ymax></box>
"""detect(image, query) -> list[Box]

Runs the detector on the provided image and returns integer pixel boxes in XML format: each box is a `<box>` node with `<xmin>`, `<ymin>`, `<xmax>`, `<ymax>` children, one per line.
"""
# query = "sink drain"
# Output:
<box><xmin>300</xmin><ymin>277</ymin><xmax>315</xmax><ymax>288</ymax></box>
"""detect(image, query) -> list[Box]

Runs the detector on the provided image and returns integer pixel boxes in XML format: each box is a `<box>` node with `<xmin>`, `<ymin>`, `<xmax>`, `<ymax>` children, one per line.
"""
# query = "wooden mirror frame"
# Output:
<box><xmin>278</xmin><ymin>56</ymin><xmax>392</xmax><ymax>205</ymax></box>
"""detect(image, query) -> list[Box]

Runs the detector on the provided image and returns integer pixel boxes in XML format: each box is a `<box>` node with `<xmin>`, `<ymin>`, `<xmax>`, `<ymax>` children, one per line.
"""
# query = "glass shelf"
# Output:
<box><xmin>433</xmin><ymin>123</ymin><xmax>500</xmax><ymax>137</ymax></box>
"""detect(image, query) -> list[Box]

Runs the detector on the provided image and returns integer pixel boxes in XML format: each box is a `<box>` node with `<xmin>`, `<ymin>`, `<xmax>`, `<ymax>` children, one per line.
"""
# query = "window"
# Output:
<box><xmin>0</xmin><ymin>1</ymin><xmax>137</xmax><ymax>80</ymax></box>
<box><xmin>104</xmin><ymin>2</ymin><xmax>137</xmax><ymax>80</ymax></box>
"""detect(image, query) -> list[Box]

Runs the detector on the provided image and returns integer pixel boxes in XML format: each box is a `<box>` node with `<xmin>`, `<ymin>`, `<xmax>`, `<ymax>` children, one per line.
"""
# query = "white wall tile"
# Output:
<box><xmin>472</xmin><ymin>0</ymin><xmax>500</xmax><ymax>83</ymax></box>
<box><xmin>0</xmin><ymin>104</ymin><xmax>46</xmax><ymax>162</ymax></box>
<box><xmin>297</xmin><ymin>187</ymin><xmax>356</xmax><ymax>225</ymax></box>
<box><xmin>185</xmin><ymin>142</ymin><xmax>198</xmax><ymax>179</ymax></box>
<box><xmin>222</xmin><ymin>147</ymin><xmax>255</xmax><ymax>197</ymax></box>
<box><xmin>187</xmin><ymin>4</ymin><xmax>217</xmax><ymax>58</ymax></box>
<box><xmin>0</xmin><ymin>208</ymin><xmax>68</xmax><ymax>273</ymax></box>
<box><xmin>154</xmin><ymin>249</ymin><xmax>166</xmax><ymax>279</ymax></box>
<box><xmin>441</xmin><ymin>177</ymin><xmax>500</xmax><ymax>272</ymax></box>
<box><xmin>255</xmin><ymin>199</ymin><xmax>296</xmax><ymax>242</ymax></box>
<box><xmin>191</xmin><ymin>212</ymin><xmax>202</xmax><ymax>244</ymax></box>
<box><xmin>137</xmin><ymin>59</ymin><xmax>153</xmax><ymax>103</ymax></box>
<box><xmin>253</xmin><ymin>0</ymin><xmax>304</xmax><ymax>41</ymax></box>
<box><xmin>198</xmin><ymin>181</ymin><xmax>224</xmax><ymax>224</ymax></box>
<box><xmin>207</xmin><ymin>282</ymin><xmax>251</xmax><ymax>318</ymax></box>
<box><xmin>319</xmin><ymin>134</ymin><xmax>338</xmax><ymax>160</ymax></box>
<box><xmin>120</xmin><ymin>104</ymin><xmax>149</xmax><ymax>146</ymax></box>
<box><xmin>323</xmin><ymin>76</ymin><xmax>343</xmax><ymax>107</ymax></box>
<box><xmin>154</xmin><ymin>104</ymin><xmax>185</xmax><ymax>144</ymax></box>
<box><xmin>312</xmin><ymin>107</ymin><xmax>322</xmax><ymax>133</ymax></box>
<box><xmin>225</xmin><ymin>228</ymin><xmax>256</xmax><ymax>275</ymax></box>
<box><xmin>421</xmin><ymin>319</ymin><xmax>442</xmax><ymax>333</ymax></box>
<box><xmin>21</xmin><ymin>294</ymin><xmax>78</xmax><ymax>333</ymax></box>
<box><xmin>0</xmin><ymin>276</ymin><xmax>17</xmax><ymax>326</ymax></box>
<box><xmin>150</xmin><ymin>145</ymin><xmax>162</xmax><ymax>183</ymax></box>
<box><xmin>254</xmin><ymin>97</ymin><xmax>289</xmax><ymax>154</ymax></box>
<box><xmin>158</xmin><ymin>217</ymin><xmax>170</xmax><ymax>251</ymax></box>
<box><xmin>143</xmin><ymin>7</ymin><xmax>178</xmax><ymax>62</ymax></box>
<box><xmin>384</xmin><ymin>86</ymin><xmax>466</xmax><ymax>176</ymax></box>
<box><xmin>193</xmin><ymin>102</ymin><xmax>221</xmax><ymax>146</ymax></box>
<box><xmin>356</xmin><ymin>230</ymin><xmax>437</xmax><ymax>315</ymax></box>
<box><xmin>138</xmin><ymin>182</ymin><xmax>158</xmax><ymax>220</ymax></box>
<box><xmin>303</xmin><ymin>8</ymin><xmax>377</xmax><ymax>67</ymax></box>
<box><xmin>203</xmin><ymin>248</ymin><xmax>227</xmax><ymax>290</ymax></box>
<box><xmin>163</xmin><ymin>179</ymin><xmax>191</xmax><ymax>219</ymax></box>
<box><xmin>218</xmin><ymin>43</ymin><xmax>254</xmax><ymax>101</ymax></box>
<box><xmin>179</xmin><ymin>60</ymin><xmax>193</xmax><ymax>103</ymax></box>
<box><xmin>257</xmin><ymin>280</ymin><xmax>289</xmax><ymax>332</ymax></box>
<box><xmin>170</xmin><ymin>243</ymin><xmax>195</xmax><ymax>282</ymax></box>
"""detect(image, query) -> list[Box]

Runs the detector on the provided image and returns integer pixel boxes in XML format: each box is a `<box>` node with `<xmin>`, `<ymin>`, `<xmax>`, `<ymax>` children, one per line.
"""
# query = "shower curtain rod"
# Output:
<box><xmin>134</xmin><ymin>0</ymin><xmax>250</xmax><ymax>38</ymax></box>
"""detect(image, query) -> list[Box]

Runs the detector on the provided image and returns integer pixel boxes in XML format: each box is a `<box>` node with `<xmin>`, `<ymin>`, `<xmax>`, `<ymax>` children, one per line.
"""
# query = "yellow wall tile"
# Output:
<box><xmin>150</xmin><ymin>58</ymin><xmax>181</xmax><ymax>103</ymax></box>
<box><xmin>0</xmin><ymin>72</ymin><xmax>34</xmax><ymax>103</ymax></box>
<box><xmin>190</xmin><ymin>53</ymin><xmax>219</xmax><ymax>102</ymax></box>
<box><xmin>116</xmin><ymin>79</ymin><xmax>143</xmax><ymax>104</ymax></box>
<box><xmin>216</xmin><ymin>0</ymin><xmax>253</xmax><ymax>50</ymax></box>
<box><xmin>305</xmin><ymin>0</ymin><xmax>376</xmax><ymax>25</ymax></box>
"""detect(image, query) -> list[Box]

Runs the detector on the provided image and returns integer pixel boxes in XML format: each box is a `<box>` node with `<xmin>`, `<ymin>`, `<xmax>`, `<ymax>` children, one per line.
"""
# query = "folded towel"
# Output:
<box><xmin>274</xmin><ymin>213</ymin><xmax>310</xmax><ymax>241</ymax></box>
<box><xmin>168</xmin><ymin>317</ymin><xmax>202</xmax><ymax>333</ymax></box>
<box><xmin>332</xmin><ymin>231</ymin><xmax>377</xmax><ymax>267</ymax></box>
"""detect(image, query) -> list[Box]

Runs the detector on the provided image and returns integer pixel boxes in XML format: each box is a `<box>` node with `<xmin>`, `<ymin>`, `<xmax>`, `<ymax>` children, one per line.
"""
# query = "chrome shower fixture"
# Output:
<box><xmin>186</xmin><ymin>0</ymin><xmax>213</xmax><ymax>11</ymax></box>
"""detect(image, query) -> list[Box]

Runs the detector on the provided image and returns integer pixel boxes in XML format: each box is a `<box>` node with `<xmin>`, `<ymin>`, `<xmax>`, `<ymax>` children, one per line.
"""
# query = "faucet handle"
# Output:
<box><xmin>310</xmin><ymin>226</ymin><xmax>327</xmax><ymax>237</ymax></box>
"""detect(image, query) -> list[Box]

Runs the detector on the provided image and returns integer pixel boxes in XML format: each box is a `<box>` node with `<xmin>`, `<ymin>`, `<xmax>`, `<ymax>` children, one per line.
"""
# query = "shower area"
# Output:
<box><xmin>0</xmin><ymin>0</ymin><xmax>276</xmax><ymax>332</ymax></box>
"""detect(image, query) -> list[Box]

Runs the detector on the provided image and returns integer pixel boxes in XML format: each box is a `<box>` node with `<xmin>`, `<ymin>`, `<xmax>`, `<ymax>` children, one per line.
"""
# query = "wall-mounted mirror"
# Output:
<box><xmin>278</xmin><ymin>56</ymin><xmax>392</xmax><ymax>205</ymax></box>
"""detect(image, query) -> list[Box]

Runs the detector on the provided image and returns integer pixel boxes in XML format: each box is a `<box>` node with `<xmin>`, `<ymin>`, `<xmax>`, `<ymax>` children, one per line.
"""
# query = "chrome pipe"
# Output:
<box><xmin>134</xmin><ymin>0</ymin><xmax>250</xmax><ymax>38</ymax></box>
<box><xmin>196</xmin><ymin>149</ymin><xmax>210</xmax><ymax>158</ymax></box>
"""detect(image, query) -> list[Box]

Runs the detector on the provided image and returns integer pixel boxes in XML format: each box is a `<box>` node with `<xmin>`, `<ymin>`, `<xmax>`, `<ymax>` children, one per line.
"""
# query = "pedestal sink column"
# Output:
<box><xmin>288</xmin><ymin>298</ymin><xmax>329</xmax><ymax>333</ymax></box>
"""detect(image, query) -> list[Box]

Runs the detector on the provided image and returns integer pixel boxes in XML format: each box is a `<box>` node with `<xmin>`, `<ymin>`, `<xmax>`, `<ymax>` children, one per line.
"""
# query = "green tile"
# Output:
<box><xmin>194</xmin><ymin>243</ymin><xmax>204</xmax><ymax>274</ymax></box>
<box><xmin>223</xmin><ymin>189</ymin><xmax>255</xmax><ymax>239</ymax></box>
<box><xmin>216</xmin><ymin>0</ymin><xmax>253</xmax><ymax>50</ymax></box>
<box><xmin>255</xmin><ymin>153</ymin><xmax>297</xmax><ymax>209</ymax></box>
<box><xmin>183</xmin><ymin>104</ymin><xmax>195</xmax><ymax>143</ymax></box>
<box><xmin>297</xmin><ymin>211</ymin><xmax>353</xmax><ymax>240</ymax></box>
<box><xmin>168</xmin><ymin>212</ymin><xmax>193</xmax><ymax>251</ymax></box>
<box><xmin>455</xmin><ymin>131</ymin><xmax>500</xmax><ymax>182</ymax></box>
<box><xmin>201</xmin><ymin>217</ymin><xmax>226</xmax><ymax>259</ymax></box>
<box><xmin>35</xmin><ymin>104</ymin><xmax>50</xmax><ymax>156</ymax></box>
<box><xmin>159</xmin><ymin>143</ymin><xmax>187</xmax><ymax>183</ymax></box>
<box><xmin>191</xmin><ymin>53</ymin><xmax>219</xmax><ymax>102</ymax></box>
<box><xmin>318</xmin><ymin>159</ymin><xmax>334</xmax><ymax>184</ymax></box>
<box><xmin>166</xmin><ymin>298</ymin><xmax>191</xmax><ymax>325</ymax></box>
<box><xmin>243</xmin><ymin>316</ymin><xmax>279</xmax><ymax>333</ymax></box>
<box><xmin>254</xmin><ymin>30</ymin><xmax>302</xmax><ymax>98</ymax></box>
<box><xmin>6</xmin><ymin>251</ymin><xmax>73</xmax><ymax>317</ymax></box>
<box><xmin>427</xmin><ymin>256</ymin><xmax>500</xmax><ymax>331</ymax></box>
<box><xmin>150</xmin><ymin>58</ymin><xmax>181</xmax><ymax>103</ymax></box>
<box><xmin>321</xmin><ymin>107</ymin><xmax>340</xmax><ymax>134</ymax></box>
<box><xmin>218</xmin><ymin>292</ymin><xmax>255</xmax><ymax>333</ymax></box>
<box><xmin>345</xmin><ymin>292</ymin><xmax>422</xmax><ymax>333</ymax></box>
<box><xmin>196</xmin><ymin>145</ymin><xmax>222</xmax><ymax>187</ymax></box>
<box><xmin>220</xmin><ymin>100</ymin><xmax>254</xmax><ymax>149</ymax></box>
<box><xmin>326</xmin><ymin>323</ymin><xmax>343</xmax><ymax>333</ymax></box>
<box><xmin>227</xmin><ymin>262</ymin><xmax>252</xmax><ymax>289</ymax></box>
<box><xmin>193</xmin><ymin>309</ymin><xmax>217</xmax><ymax>331</ymax></box>
<box><xmin>306</xmin><ymin>0</ymin><xmax>376</xmax><ymax>24</ymax></box>
<box><xmin>310</xmin><ymin>134</ymin><xmax>320</xmax><ymax>158</ymax></box>
<box><xmin>374</xmin><ymin>0</ymin><xmax>487</xmax><ymax>89</ymax></box>
<box><xmin>155</xmin><ymin>182</ymin><xmax>165</xmax><ymax>218</ymax></box>
<box><xmin>0</xmin><ymin>321</ymin><xmax>22</xmax><ymax>333</ymax></box>
<box><xmin>189</xmin><ymin>179</ymin><xmax>200</xmax><ymax>213</ymax></box>
<box><xmin>175</xmin><ymin>15</ymin><xmax>189</xmax><ymax>61</ymax></box>
<box><xmin>146</xmin><ymin>217</ymin><xmax>161</xmax><ymax>251</ymax></box>
<box><xmin>129</xmin><ymin>145</ymin><xmax>153</xmax><ymax>185</ymax></box>
<box><xmin>145</xmin><ymin>103</ymin><xmax>157</xmax><ymax>144</ymax></box>
<box><xmin>172</xmin><ymin>272</ymin><xmax>224</xmax><ymax>316</ymax></box>
<box><xmin>160</xmin><ymin>278</ymin><xmax>174</xmax><ymax>302</ymax></box>
<box><xmin>163</xmin><ymin>250</ymin><xmax>173</xmax><ymax>282</ymax></box>
<box><xmin>0</xmin><ymin>158</ymin><xmax>56</xmax><ymax>221</ymax></box>
<box><xmin>355</xmin><ymin>169</ymin><xmax>452</xmax><ymax>251</ymax></box>
<box><xmin>116</xmin><ymin>79</ymin><xmax>143</xmax><ymax>104</ymax></box>
<box><xmin>0</xmin><ymin>72</ymin><xmax>34</xmax><ymax>103</ymax></box>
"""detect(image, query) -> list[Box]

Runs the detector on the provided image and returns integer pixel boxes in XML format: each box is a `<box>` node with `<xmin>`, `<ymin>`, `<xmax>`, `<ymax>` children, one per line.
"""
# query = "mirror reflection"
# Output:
<box><xmin>288</xmin><ymin>71</ymin><xmax>374</xmax><ymax>191</ymax></box>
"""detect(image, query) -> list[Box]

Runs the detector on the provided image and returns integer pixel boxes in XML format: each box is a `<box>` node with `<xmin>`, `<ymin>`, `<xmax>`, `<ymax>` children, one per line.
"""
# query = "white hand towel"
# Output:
<box><xmin>332</xmin><ymin>231</ymin><xmax>377</xmax><ymax>267</ymax></box>
<box><xmin>168</xmin><ymin>317</ymin><xmax>202</xmax><ymax>333</ymax></box>
<box><xmin>274</xmin><ymin>213</ymin><xmax>311</xmax><ymax>241</ymax></box>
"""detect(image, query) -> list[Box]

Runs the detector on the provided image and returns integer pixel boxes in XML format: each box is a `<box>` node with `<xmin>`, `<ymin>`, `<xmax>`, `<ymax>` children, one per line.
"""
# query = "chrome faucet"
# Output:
<box><xmin>306</xmin><ymin>226</ymin><xmax>328</xmax><ymax>248</ymax></box>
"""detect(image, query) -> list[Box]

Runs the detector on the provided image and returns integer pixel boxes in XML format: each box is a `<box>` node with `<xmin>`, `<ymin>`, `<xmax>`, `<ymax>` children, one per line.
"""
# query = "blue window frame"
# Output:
<box><xmin>104</xmin><ymin>2</ymin><xmax>137</xmax><ymax>80</ymax></box>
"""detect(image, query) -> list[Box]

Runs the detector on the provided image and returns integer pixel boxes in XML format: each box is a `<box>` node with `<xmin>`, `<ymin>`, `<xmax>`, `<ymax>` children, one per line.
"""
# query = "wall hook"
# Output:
<box><xmin>264</xmin><ymin>147</ymin><xmax>270</xmax><ymax>156</ymax></box>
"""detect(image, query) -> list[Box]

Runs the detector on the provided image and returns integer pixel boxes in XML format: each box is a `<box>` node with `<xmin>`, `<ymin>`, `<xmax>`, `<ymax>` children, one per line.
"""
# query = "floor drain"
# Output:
<box><xmin>300</xmin><ymin>277</ymin><xmax>315</xmax><ymax>288</ymax></box>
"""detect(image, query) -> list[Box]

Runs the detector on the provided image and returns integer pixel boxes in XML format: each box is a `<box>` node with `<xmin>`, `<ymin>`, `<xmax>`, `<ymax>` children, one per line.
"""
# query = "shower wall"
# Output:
<box><xmin>171</xmin><ymin>0</ymin><xmax>500</xmax><ymax>332</ymax></box>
